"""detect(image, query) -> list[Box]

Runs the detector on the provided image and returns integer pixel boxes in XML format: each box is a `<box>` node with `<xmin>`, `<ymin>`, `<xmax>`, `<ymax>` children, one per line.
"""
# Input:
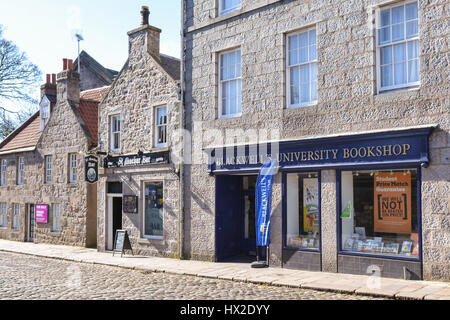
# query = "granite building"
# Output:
<box><xmin>96</xmin><ymin>7</ymin><xmax>182</xmax><ymax>258</ymax></box>
<box><xmin>182</xmin><ymin>0</ymin><xmax>449</xmax><ymax>280</ymax></box>
<box><xmin>0</xmin><ymin>54</ymin><xmax>115</xmax><ymax>248</ymax></box>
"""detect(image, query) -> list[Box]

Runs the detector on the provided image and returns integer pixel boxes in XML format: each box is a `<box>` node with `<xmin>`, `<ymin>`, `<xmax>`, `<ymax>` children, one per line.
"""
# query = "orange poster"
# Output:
<box><xmin>374</xmin><ymin>172</ymin><xmax>412</xmax><ymax>234</ymax></box>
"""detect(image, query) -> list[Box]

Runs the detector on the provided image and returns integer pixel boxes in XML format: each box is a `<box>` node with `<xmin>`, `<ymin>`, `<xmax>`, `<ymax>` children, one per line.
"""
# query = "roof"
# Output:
<box><xmin>0</xmin><ymin>111</ymin><xmax>41</xmax><ymax>153</ymax></box>
<box><xmin>160</xmin><ymin>54</ymin><xmax>180</xmax><ymax>81</ymax></box>
<box><xmin>78</xmin><ymin>99</ymin><xmax>99</xmax><ymax>145</ymax></box>
<box><xmin>73</xmin><ymin>51</ymin><xmax>118</xmax><ymax>86</ymax></box>
<box><xmin>80</xmin><ymin>86</ymin><xmax>110</xmax><ymax>103</ymax></box>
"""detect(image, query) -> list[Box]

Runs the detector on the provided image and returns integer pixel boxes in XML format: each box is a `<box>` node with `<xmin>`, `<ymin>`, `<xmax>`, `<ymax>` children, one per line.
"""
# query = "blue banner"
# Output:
<box><xmin>255</xmin><ymin>160</ymin><xmax>277</xmax><ymax>247</ymax></box>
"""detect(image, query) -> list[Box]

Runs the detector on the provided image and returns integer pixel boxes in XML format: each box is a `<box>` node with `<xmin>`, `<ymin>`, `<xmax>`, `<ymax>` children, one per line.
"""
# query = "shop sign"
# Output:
<box><xmin>374</xmin><ymin>172</ymin><xmax>412</xmax><ymax>234</ymax></box>
<box><xmin>104</xmin><ymin>151</ymin><xmax>169</xmax><ymax>168</ymax></box>
<box><xmin>207</xmin><ymin>126</ymin><xmax>434</xmax><ymax>173</ymax></box>
<box><xmin>85</xmin><ymin>156</ymin><xmax>98</xmax><ymax>183</ymax></box>
<box><xmin>35</xmin><ymin>204</ymin><xmax>48</xmax><ymax>224</ymax></box>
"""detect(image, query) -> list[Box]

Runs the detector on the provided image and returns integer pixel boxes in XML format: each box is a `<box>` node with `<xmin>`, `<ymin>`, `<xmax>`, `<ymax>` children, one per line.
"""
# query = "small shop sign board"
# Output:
<box><xmin>113</xmin><ymin>230</ymin><xmax>134</xmax><ymax>257</ymax></box>
<box><xmin>123</xmin><ymin>195</ymin><xmax>138</xmax><ymax>214</ymax></box>
<box><xmin>35</xmin><ymin>204</ymin><xmax>48</xmax><ymax>224</ymax></box>
<box><xmin>374</xmin><ymin>172</ymin><xmax>412</xmax><ymax>234</ymax></box>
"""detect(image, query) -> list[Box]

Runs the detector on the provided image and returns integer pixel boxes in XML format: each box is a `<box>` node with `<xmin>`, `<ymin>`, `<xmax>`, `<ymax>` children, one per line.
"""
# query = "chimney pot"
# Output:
<box><xmin>46</xmin><ymin>74</ymin><xmax>51</xmax><ymax>84</ymax></box>
<box><xmin>141</xmin><ymin>6</ymin><xmax>150</xmax><ymax>25</ymax></box>
<box><xmin>68</xmin><ymin>59</ymin><xmax>73</xmax><ymax>70</ymax></box>
<box><xmin>52</xmin><ymin>74</ymin><xmax>56</xmax><ymax>84</ymax></box>
<box><xmin>63</xmin><ymin>59</ymin><xmax>68</xmax><ymax>71</ymax></box>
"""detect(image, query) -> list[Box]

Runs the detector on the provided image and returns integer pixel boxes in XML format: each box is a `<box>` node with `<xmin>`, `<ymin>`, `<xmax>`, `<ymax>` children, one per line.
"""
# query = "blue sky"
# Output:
<box><xmin>0</xmin><ymin>0</ymin><xmax>181</xmax><ymax>112</ymax></box>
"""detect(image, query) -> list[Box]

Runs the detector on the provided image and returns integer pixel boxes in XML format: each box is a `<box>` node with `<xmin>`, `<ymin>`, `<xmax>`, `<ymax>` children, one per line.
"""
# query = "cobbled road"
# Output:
<box><xmin>0</xmin><ymin>251</ymin><xmax>388</xmax><ymax>300</ymax></box>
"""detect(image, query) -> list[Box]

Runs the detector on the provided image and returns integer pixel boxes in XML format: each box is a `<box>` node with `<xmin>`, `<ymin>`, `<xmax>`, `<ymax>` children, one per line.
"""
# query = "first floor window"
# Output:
<box><xmin>219</xmin><ymin>0</ymin><xmax>241</xmax><ymax>15</ymax></box>
<box><xmin>286</xmin><ymin>172</ymin><xmax>320</xmax><ymax>250</ymax></box>
<box><xmin>45</xmin><ymin>156</ymin><xmax>52</xmax><ymax>184</ymax></box>
<box><xmin>0</xmin><ymin>203</ymin><xmax>7</xmax><ymax>227</ymax></box>
<box><xmin>13</xmin><ymin>204</ymin><xmax>20</xmax><ymax>230</ymax></box>
<box><xmin>377</xmin><ymin>1</ymin><xmax>419</xmax><ymax>91</ymax></box>
<box><xmin>69</xmin><ymin>154</ymin><xmax>77</xmax><ymax>183</ymax></box>
<box><xmin>1</xmin><ymin>159</ymin><xmax>6</xmax><ymax>186</ymax></box>
<box><xmin>155</xmin><ymin>106</ymin><xmax>167</xmax><ymax>147</ymax></box>
<box><xmin>110</xmin><ymin>115</ymin><xmax>121</xmax><ymax>152</ymax></box>
<box><xmin>17</xmin><ymin>157</ymin><xmax>24</xmax><ymax>185</ymax></box>
<box><xmin>144</xmin><ymin>182</ymin><xmax>163</xmax><ymax>238</ymax></box>
<box><xmin>219</xmin><ymin>49</ymin><xmax>242</xmax><ymax>117</ymax></box>
<box><xmin>340</xmin><ymin>169</ymin><xmax>419</xmax><ymax>258</ymax></box>
<box><xmin>53</xmin><ymin>204</ymin><xmax>61</xmax><ymax>232</ymax></box>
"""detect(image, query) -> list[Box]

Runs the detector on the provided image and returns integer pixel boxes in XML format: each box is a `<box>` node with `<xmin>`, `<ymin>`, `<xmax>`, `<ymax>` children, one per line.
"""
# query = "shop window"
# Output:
<box><xmin>45</xmin><ymin>156</ymin><xmax>52</xmax><ymax>184</ymax></box>
<box><xmin>155</xmin><ymin>106</ymin><xmax>167</xmax><ymax>147</ymax></box>
<box><xmin>287</xmin><ymin>28</ymin><xmax>318</xmax><ymax>108</ymax></box>
<box><xmin>53</xmin><ymin>204</ymin><xmax>60</xmax><ymax>232</ymax></box>
<box><xmin>286</xmin><ymin>172</ymin><xmax>320</xmax><ymax>250</ymax></box>
<box><xmin>17</xmin><ymin>157</ymin><xmax>24</xmax><ymax>185</ymax></box>
<box><xmin>1</xmin><ymin>159</ymin><xmax>6</xmax><ymax>186</ymax></box>
<box><xmin>219</xmin><ymin>0</ymin><xmax>241</xmax><ymax>16</ymax></box>
<box><xmin>340</xmin><ymin>169</ymin><xmax>419</xmax><ymax>259</ymax></box>
<box><xmin>144</xmin><ymin>182</ymin><xmax>164</xmax><ymax>239</ymax></box>
<box><xmin>219</xmin><ymin>49</ymin><xmax>242</xmax><ymax>118</ymax></box>
<box><xmin>0</xmin><ymin>203</ymin><xmax>7</xmax><ymax>227</ymax></box>
<box><xmin>377</xmin><ymin>1</ymin><xmax>419</xmax><ymax>92</ymax></box>
<box><xmin>13</xmin><ymin>204</ymin><xmax>20</xmax><ymax>230</ymax></box>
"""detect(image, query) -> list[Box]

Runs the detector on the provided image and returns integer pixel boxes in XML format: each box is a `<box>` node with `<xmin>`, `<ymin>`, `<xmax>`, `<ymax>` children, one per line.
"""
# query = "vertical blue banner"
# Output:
<box><xmin>255</xmin><ymin>160</ymin><xmax>277</xmax><ymax>247</ymax></box>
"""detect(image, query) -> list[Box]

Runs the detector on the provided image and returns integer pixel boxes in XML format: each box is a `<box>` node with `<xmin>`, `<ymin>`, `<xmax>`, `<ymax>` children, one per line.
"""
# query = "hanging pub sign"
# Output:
<box><xmin>123</xmin><ymin>195</ymin><xmax>138</xmax><ymax>214</ymax></box>
<box><xmin>374</xmin><ymin>172</ymin><xmax>412</xmax><ymax>234</ymax></box>
<box><xmin>85</xmin><ymin>156</ymin><xmax>99</xmax><ymax>183</ymax></box>
<box><xmin>104</xmin><ymin>151</ymin><xmax>170</xmax><ymax>168</ymax></box>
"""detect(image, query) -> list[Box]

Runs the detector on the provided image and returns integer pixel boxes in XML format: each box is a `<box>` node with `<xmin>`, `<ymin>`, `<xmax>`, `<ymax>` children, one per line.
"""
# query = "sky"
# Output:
<box><xmin>0</xmin><ymin>0</ymin><xmax>181</xmax><ymax>112</ymax></box>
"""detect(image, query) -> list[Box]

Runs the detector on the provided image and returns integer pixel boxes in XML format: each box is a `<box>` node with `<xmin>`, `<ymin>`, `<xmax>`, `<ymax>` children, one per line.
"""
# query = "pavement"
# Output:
<box><xmin>0</xmin><ymin>239</ymin><xmax>449</xmax><ymax>300</ymax></box>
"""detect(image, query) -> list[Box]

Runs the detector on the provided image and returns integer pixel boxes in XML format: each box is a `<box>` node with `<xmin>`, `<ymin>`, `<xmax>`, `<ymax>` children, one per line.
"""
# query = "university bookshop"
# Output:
<box><xmin>208</xmin><ymin>126</ymin><xmax>433</xmax><ymax>279</ymax></box>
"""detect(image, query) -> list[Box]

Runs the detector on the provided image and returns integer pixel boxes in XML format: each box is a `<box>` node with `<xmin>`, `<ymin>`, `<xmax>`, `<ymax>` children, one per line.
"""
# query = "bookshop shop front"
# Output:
<box><xmin>207</xmin><ymin>126</ymin><xmax>434</xmax><ymax>280</ymax></box>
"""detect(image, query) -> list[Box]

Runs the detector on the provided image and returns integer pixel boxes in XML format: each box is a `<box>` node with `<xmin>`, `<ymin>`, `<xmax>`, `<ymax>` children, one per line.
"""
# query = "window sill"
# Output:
<box><xmin>287</xmin><ymin>102</ymin><xmax>318</xmax><ymax>109</ymax></box>
<box><xmin>338</xmin><ymin>251</ymin><xmax>420</xmax><ymax>262</ymax></box>
<box><xmin>377</xmin><ymin>84</ymin><xmax>420</xmax><ymax>95</ymax></box>
<box><xmin>218</xmin><ymin>113</ymin><xmax>242</xmax><ymax>119</ymax></box>
<box><xmin>138</xmin><ymin>237</ymin><xmax>164</xmax><ymax>244</ymax></box>
<box><xmin>284</xmin><ymin>246</ymin><xmax>320</xmax><ymax>253</ymax></box>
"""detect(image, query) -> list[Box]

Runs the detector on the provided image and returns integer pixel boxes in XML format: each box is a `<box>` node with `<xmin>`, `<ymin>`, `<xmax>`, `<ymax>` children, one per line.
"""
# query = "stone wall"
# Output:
<box><xmin>97</xmin><ymin>26</ymin><xmax>181</xmax><ymax>258</ymax></box>
<box><xmin>184</xmin><ymin>0</ymin><xmax>450</xmax><ymax>280</ymax></box>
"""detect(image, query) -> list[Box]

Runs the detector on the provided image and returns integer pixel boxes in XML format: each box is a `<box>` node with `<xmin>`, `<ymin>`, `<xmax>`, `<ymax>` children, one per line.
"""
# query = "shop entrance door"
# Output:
<box><xmin>112</xmin><ymin>197</ymin><xmax>123</xmax><ymax>246</ymax></box>
<box><xmin>27</xmin><ymin>204</ymin><xmax>35</xmax><ymax>242</ymax></box>
<box><xmin>242</xmin><ymin>190</ymin><xmax>256</xmax><ymax>256</ymax></box>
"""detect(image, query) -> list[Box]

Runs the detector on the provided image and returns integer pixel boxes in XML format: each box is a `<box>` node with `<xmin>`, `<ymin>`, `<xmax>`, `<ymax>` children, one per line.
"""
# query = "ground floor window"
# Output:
<box><xmin>13</xmin><ymin>204</ymin><xmax>20</xmax><ymax>230</ymax></box>
<box><xmin>0</xmin><ymin>203</ymin><xmax>7</xmax><ymax>227</ymax></box>
<box><xmin>144</xmin><ymin>182</ymin><xmax>163</xmax><ymax>238</ymax></box>
<box><xmin>340</xmin><ymin>168</ymin><xmax>419</xmax><ymax>259</ymax></box>
<box><xmin>285</xmin><ymin>172</ymin><xmax>320</xmax><ymax>250</ymax></box>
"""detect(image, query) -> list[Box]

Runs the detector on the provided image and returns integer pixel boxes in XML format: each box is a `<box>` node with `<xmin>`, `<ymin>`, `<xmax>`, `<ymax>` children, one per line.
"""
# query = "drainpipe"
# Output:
<box><xmin>178</xmin><ymin>0</ymin><xmax>185</xmax><ymax>260</ymax></box>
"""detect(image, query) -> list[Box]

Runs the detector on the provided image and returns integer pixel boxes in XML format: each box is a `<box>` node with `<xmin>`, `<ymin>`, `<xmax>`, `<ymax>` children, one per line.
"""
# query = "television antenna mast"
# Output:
<box><xmin>75</xmin><ymin>33</ymin><xmax>84</xmax><ymax>74</ymax></box>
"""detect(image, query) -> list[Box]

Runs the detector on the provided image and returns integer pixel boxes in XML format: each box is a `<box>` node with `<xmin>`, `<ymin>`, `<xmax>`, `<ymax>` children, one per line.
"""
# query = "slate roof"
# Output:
<box><xmin>73</xmin><ymin>51</ymin><xmax>118</xmax><ymax>86</ymax></box>
<box><xmin>160</xmin><ymin>54</ymin><xmax>180</xmax><ymax>81</ymax></box>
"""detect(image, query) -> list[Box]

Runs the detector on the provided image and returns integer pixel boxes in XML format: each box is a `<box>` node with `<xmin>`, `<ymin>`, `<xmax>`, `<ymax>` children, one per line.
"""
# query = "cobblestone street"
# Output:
<box><xmin>0</xmin><ymin>252</ymin><xmax>388</xmax><ymax>300</ymax></box>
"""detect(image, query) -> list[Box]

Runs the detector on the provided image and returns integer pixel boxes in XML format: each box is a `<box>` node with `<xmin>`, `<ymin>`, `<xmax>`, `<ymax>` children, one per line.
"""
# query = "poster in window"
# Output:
<box><xmin>374</xmin><ymin>172</ymin><xmax>412</xmax><ymax>234</ymax></box>
<box><xmin>303</xmin><ymin>178</ymin><xmax>319</xmax><ymax>233</ymax></box>
<box><xmin>123</xmin><ymin>195</ymin><xmax>138</xmax><ymax>214</ymax></box>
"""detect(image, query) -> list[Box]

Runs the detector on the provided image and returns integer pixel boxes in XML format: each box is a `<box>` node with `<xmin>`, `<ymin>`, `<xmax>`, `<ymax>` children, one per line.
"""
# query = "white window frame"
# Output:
<box><xmin>69</xmin><ymin>153</ymin><xmax>77</xmax><ymax>184</ymax></box>
<box><xmin>13</xmin><ymin>204</ymin><xmax>20</xmax><ymax>230</ymax></box>
<box><xmin>143</xmin><ymin>181</ymin><xmax>164</xmax><ymax>240</ymax></box>
<box><xmin>286</xmin><ymin>26</ymin><xmax>318</xmax><ymax>109</ymax></box>
<box><xmin>110</xmin><ymin>115</ymin><xmax>121</xmax><ymax>153</ymax></box>
<box><xmin>218</xmin><ymin>48</ymin><xmax>242</xmax><ymax>119</ymax></box>
<box><xmin>17</xmin><ymin>157</ymin><xmax>24</xmax><ymax>186</ymax></box>
<box><xmin>376</xmin><ymin>1</ymin><xmax>420</xmax><ymax>94</ymax></box>
<box><xmin>45</xmin><ymin>156</ymin><xmax>52</xmax><ymax>185</ymax></box>
<box><xmin>219</xmin><ymin>0</ymin><xmax>241</xmax><ymax>16</ymax></box>
<box><xmin>154</xmin><ymin>106</ymin><xmax>168</xmax><ymax>148</ymax></box>
<box><xmin>52</xmin><ymin>204</ymin><xmax>61</xmax><ymax>232</ymax></box>
<box><xmin>0</xmin><ymin>203</ymin><xmax>7</xmax><ymax>227</ymax></box>
<box><xmin>0</xmin><ymin>159</ymin><xmax>6</xmax><ymax>186</ymax></box>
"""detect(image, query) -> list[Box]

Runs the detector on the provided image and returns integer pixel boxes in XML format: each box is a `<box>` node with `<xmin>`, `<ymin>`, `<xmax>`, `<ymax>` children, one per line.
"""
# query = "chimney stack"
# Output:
<box><xmin>127</xmin><ymin>6</ymin><xmax>161</xmax><ymax>61</ymax></box>
<box><xmin>57</xmin><ymin>58</ymin><xmax>80</xmax><ymax>105</ymax></box>
<box><xmin>40</xmin><ymin>73</ymin><xmax>57</xmax><ymax>100</ymax></box>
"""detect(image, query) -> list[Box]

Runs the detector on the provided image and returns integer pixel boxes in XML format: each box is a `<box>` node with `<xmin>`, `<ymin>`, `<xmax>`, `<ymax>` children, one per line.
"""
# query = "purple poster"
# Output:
<box><xmin>35</xmin><ymin>204</ymin><xmax>48</xmax><ymax>224</ymax></box>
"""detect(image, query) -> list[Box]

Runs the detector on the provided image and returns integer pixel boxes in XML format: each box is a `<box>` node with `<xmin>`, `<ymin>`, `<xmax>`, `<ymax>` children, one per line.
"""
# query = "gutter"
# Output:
<box><xmin>0</xmin><ymin>146</ymin><xmax>36</xmax><ymax>156</ymax></box>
